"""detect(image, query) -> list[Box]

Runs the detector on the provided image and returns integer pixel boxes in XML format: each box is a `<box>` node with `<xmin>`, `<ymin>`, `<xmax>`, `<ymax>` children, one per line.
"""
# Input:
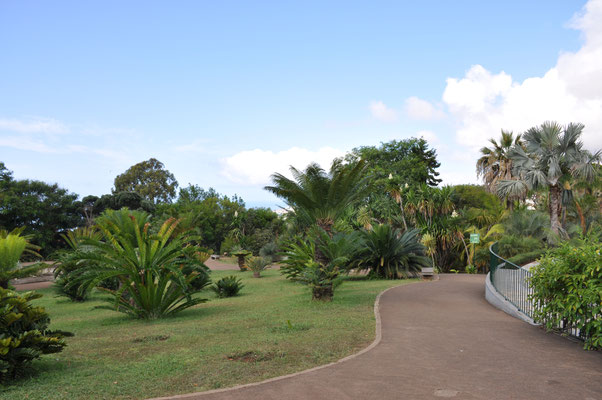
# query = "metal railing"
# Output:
<box><xmin>489</xmin><ymin>242</ymin><xmax>534</xmax><ymax>319</ymax></box>
<box><xmin>489</xmin><ymin>242</ymin><xmax>588</xmax><ymax>341</ymax></box>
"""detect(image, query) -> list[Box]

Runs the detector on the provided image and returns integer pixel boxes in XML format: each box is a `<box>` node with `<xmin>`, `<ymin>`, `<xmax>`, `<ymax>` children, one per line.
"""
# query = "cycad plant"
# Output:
<box><xmin>66</xmin><ymin>209</ymin><xmax>209</xmax><ymax>319</ymax></box>
<box><xmin>358</xmin><ymin>225</ymin><xmax>430</xmax><ymax>279</ymax></box>
<box><xmin>247</xmin><ymin>256</ymin><xmax>271</xmax><ymax>278</ymax></box>
<box><xmin>0</xmin><ymin>229</ymin><xmax>44</xmax><ymax>289</ymax></box>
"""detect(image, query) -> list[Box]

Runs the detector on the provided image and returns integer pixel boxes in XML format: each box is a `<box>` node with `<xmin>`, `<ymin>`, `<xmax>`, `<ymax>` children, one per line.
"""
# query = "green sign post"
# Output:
<box><xmin>470</xmin><ymin>233</ymin><xmax>480</xmax><ymax>244</ymax></box>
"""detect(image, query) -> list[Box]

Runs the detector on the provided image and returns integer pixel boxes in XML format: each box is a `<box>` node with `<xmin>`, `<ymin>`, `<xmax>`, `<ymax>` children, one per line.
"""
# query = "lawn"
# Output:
<box><xmin>2</xmin><ymin>270</ymin><xmax>416</xmax><ymax>400</ymax></box>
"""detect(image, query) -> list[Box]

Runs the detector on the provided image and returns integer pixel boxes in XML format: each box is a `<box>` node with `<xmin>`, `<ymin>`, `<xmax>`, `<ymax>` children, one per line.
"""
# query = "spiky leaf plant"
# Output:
<box><xmin>66</xmin><ymin>209</ymin><xmax>208</xmax><ymax>319</ymax></box>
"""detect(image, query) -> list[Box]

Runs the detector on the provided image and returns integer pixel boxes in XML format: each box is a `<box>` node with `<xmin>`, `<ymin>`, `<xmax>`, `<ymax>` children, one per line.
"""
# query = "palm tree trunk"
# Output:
<box><xmin>549</xmin><ymin>185</ymin><xmax>563</xmax><ymax>237</ymax></box>
<box><xmin>574</xmin><ymin>198</ymin><xmax>587</xmax><ymax>236</ymax></box>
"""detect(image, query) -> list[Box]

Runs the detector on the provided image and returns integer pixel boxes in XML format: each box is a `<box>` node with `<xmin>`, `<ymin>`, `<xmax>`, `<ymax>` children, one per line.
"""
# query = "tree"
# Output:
<box><xmin>497</xmin><ymin>122</ymin><xmax>601</xmax><ymax>238</ymax></box>
<box><xmin>476</xmin><ymin>130</ymin><xmax>522</xmax><ymax>196</ymax></box>
<box><xmin>265</xmin><ymin>160</ymin><xmax>368</xmax><ymax>299</ymax></box>
<box><xmin>0</xmin><ymin>168</ymin><xmax>83</xmax><ymax>257</ymax></box>
<box><xmin>345</xmin><ymin>138</ymin><xmax>441</xmax><ymax>188</ymax></box>
<box><xmin>113</xmin><ymin>158</ymin><xmax>178</xmax><ymax>204</ymax></box>
<box><xmin>93</xmin><ymin>191</ymin><xmax>155</xmax><ymax>215</ymax></box>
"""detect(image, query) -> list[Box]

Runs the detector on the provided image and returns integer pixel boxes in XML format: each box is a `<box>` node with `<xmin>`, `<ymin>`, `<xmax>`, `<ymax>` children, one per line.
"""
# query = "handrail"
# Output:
<box><xmin>488</xmin><ymin>242</ymin><xmax>534</xmax><ymax>319</ymax></box>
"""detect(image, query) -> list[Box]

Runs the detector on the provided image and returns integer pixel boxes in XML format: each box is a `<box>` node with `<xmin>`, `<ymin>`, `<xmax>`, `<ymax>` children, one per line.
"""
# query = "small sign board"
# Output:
<box><xmin>470</xmin><ymin>233</ymin><xmax>480</xmax><ymax>244</ymax></box>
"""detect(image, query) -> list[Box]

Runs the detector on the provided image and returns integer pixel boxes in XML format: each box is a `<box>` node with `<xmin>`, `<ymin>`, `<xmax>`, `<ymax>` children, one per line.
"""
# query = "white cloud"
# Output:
<box><xmin>441</xmin><ymin>0</ymin><xmax>602</xmax><ymax>152</ymax></box>
<box><xmin>0</xmin><ymin>136</ymin><xmax>59</xmax><ymax>153</ymax></box>
<box><xmin>172</xmin><ymin>139</ymin><xmax>209</xmax><ymax>153</ymax></box>
<box><xmin>369</xmin><ymin>101</ymin><xmax>398</xmax><ymax>122</ymax></box>
<box><xmin>221</xmin><ymin>146</ymin><xmax>345</xmax><ymax>185</ymax></box>
<box><xmin>0</xmin><ymin>117</ymin><xmax>69</xmax><ymax>134</ymax></box>
<box><xmin>404</xmin><ymin>97</ymin><xmax>445</xmax><ymax>120</ymax></box>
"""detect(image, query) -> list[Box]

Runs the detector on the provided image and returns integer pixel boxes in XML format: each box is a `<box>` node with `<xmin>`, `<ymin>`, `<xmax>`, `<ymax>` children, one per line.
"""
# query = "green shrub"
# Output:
<box><xmin>507</xmin><ymin>249</ymin><xmax>546</xmax><ymax>266</ymax></box>
<box><xmin>211</xmin><ymin>276</ymin><xmax>244</xmax><ymax>298</ymax></box>
<box><xmin>529</xmin><ymin>238</ymin><xmax>602</xmax><ymax>350</ymax></box>
<box><xmin>259</xmin><ymin>242</ymin><xmax>280</xmax><ymax>262</ymax></box>
<box><xmin>496</xmin><ymin>234</ymin><xmax>544</xmax><ymax>259</ymax></box>
<box><xmin>0</xmin><ymin>229</ymin><xmax>44</xmax><ymax>289</ymax></box>
<box><xmin>65</xmin><ymin>209</ymin><xmax>208</xmax><ymax>319</ymax></box>
<box><xmin>357</xmin><ymin>225</ymin><xmax>430</xmax><ymax>279</ymax></box>
<box><xmin>247</xmin><ymin>256</ymin><xmax>271</xmax><ymax>278</ymax></box>
<box><xmin>279</xmin><ymin>237</ymin><xmax>314</xmax><ymax>280</ymax></box>
<box><xmin>0</xmin><ymin>288</ymin><xmax>70</xmax><ymax>382</ymax></box>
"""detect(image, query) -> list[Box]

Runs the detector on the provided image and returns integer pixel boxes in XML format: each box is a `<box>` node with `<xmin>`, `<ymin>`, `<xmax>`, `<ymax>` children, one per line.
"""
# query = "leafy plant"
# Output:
<box><xmin>0</xmin><ymin>229</ymin><xmax>44</xmax><ymax>289</ymax></box>
<box><xmin>247</xmin><ymin>256</ymin><xmax>271</xmax><ymax>278</ymax></box>
<box><xmin>211</xmin><ymin>276</ymin><xmax>244</xmax><ymax>298</ymax></box>
<box><xmin>230</xmin><ymin>245</ymin><xmax>251</xmax><ymax>271</ymax></box>
<box><xmin>528</xmin><ymin>238</ymin><xmax>601</xmax><ymax>349</ymax></box>
<box><xmin>65</xmin><ymin>209</ymin><xmax>208</xmax><ymax>319</ymax></box>
<box><xmin>53</xmin><ymin>227</ymin><xmax>101</xmax><ymax>301</ymax></box>
<box><xmin>259</xmin><ymin>242</ymin><xmax>280</xmax><ymax>262</ymax></box>
<box><xmin>0</xmin><ymin>288</ymin><xmax>70</xmax><ymax>382</ymax></box>
<box><xmin>279</xmin><ymin>237</ymin><xmax>315</xmax><ymax>280</ymax></box>
<box><xmin>357</xmin><ymin>225</ymin><xmax>430</xmax><ymax>279</ymax></box>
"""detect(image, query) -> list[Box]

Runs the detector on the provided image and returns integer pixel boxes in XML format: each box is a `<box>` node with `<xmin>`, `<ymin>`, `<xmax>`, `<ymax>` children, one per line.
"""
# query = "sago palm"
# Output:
<box><xmin>265</xmin><ymin>159</ymin><xmax>368</xmax><ymax>268</ymax></box>
<box><xmin>67</xmin><ymin>209</ymin><xmax>209</xmax><ymax>319</ymax></box>
<box><xmin>358</xmin><ymin>225</ymin><xmax>430</xmax><ymax>279</ymax></box>
<box><xmin>0</xmin><ymin>229</ymin><xmax>44</xmax><ymax>289</ymax></box>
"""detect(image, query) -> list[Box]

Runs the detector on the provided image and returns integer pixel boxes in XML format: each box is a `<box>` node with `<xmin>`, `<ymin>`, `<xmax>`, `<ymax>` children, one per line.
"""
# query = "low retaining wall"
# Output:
<box><xmin>485</xmin><ymin>272</ymin><xmax>537</xmax><ymax>326</ymax></box>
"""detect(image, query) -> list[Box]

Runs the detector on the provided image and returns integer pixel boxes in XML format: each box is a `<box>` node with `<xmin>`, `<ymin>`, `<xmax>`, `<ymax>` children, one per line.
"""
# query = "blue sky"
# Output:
<box><xmin>2</xmin><ymin>0</ymin><xmax>601</xmax><ymax>208</ymax></box>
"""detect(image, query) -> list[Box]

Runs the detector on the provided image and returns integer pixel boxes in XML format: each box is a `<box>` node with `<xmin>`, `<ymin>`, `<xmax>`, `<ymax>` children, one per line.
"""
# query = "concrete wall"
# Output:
<box><xmin>485</xmin><ymin>272</ymin><xmax>538</xmax><ymax>326</ymax></box>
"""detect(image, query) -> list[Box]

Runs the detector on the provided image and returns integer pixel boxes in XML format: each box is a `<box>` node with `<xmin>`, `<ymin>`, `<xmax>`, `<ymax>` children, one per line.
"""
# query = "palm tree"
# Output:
<box><xmin>497</xmin><ymin>122</ymin><xmax>601</xmax><ymax>238</ymax></box>
<box><xmin>265</xmin><ymin>160</ymin><xmax>368</xmax><ymax>267</ymax></box>
<box><xmin>477</xmin><ymin>130</ymin><xmax>523</xmax><ymax>207</ymax></box>
<box><xmin>0</xmin><ymin>228</ymin><xmax>44</xmax><ymax>289</ymax></box>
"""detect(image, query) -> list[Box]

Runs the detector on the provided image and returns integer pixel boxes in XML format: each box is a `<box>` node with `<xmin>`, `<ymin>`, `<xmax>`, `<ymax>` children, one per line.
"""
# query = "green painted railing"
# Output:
<box><xmin>489</xmin><ymin>242</ymin><xmax>534</xmax><ymax>319</ymax></box>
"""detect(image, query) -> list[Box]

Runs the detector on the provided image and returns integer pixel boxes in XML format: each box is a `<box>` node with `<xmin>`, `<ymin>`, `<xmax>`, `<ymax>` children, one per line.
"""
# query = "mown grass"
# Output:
<box><xmin>1</xmin><ymin>270</ymin><xmax>416</xmax><ymax>400</ymax></box>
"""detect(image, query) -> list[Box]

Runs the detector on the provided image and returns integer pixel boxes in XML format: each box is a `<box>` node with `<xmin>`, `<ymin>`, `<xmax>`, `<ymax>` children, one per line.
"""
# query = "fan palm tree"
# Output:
<box><xmin>477</xmin><ymin>130</ymin><xmax>523</xmax><ymax>206</ymax></box>
<box><xmin>265</xmin><ymin>160</ymin><xmax>368</xmax><ymax>268</ymax></box>
<box><xmin>497</xmin><ymin>122</ymin><xmax>601</xmax><ymax>238</ymax></box>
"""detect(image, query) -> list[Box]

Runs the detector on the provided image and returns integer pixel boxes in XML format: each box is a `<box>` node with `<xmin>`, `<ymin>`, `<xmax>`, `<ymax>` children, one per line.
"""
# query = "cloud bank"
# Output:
<box><xmin>221</xmin><ymin>147</ymin><xmax>345</xmax><ymax>185</ymax></box>
<box><xmin>441</xmin><ymin>0</ymin><xmax>602</xmax><ymax>152</ymax></box>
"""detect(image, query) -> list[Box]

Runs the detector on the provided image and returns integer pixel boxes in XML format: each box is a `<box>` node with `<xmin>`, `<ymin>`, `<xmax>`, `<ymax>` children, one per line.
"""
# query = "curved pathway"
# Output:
<box><xmin>155</xmin><ymin>274</ymin><xmax>601</xmax><ymax>400</ymax></box>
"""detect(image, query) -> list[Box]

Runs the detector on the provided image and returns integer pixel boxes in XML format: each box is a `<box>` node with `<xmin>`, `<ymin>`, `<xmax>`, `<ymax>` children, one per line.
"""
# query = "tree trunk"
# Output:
<box><xmin>314</xmin><ymin>220</ymin><xmax>333</xmax><ymax>267</ymax></box>
<box><xmin>312</xmin><ymin>284</ymin><xmax>333</xmax><ymax>301</ymax></box>
<box><xmin>549</xmin><ymin>185</ymin><xmax>563</xmax><ymax>238</ymax></box>
<box><xmin>237</xmin><ymin>255</ymin><xmax>246</xmax><ymax>270</ymax></box>
<box><xmin>253</xmin><ymin>271</ymin><xmax>260</xmax><ymax>278</ymax></box>
<box><xmin>574</xmin><ymin>198</ymin><xmax>587</xmax><ymax>236</ymax></box>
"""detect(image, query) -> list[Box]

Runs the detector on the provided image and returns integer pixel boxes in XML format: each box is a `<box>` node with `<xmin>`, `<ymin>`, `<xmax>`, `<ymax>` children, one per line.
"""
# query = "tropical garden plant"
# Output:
<box><xmin>0</xmin><ymin>228</ymin><xmax>44</xmax><ymax>289</ymax></box>
<box><xmin>0</xmin><ymin>288</ymin><xmax>70</xmax><ymax>382</ymax></box>
<box><xmin>64</xmin><ymin>209</ymin><xmax>209</xmax><ymax>319</ymax></box>
<box><xmin>528</xmin><ymin>237</ymin><xmax>601</xmax><ymax>350</ymax></box>
<box><xmin>497</xmin><ymin>122</ymin><xmax>601</xmax><ymax>240</ymax></box>
<box><xmin>246</xmin><ymin>256</ymin><xmax>271</xmax><ymax>278</ymax></box>
<box><xmin>211</xmin><ymin>275</ymin><xmax>244</xmax><ymax>298</ymax></box>
<box><xmin>357</xmin><ymin>225</ymin><xmax>430</xmax><ymax>279</ymax></box>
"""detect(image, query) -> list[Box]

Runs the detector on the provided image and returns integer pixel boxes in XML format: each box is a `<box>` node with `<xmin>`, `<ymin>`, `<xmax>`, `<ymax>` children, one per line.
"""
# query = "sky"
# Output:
<box><xmin>1</xmin><ymin>0</ymin><xmax>601</xmax><ymax>208</ymax></box>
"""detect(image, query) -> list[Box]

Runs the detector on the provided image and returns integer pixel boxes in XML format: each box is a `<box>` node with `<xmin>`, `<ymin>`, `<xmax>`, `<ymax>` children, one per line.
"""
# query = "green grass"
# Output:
<box><xmin>1</xmin><ymin>271</ymin><xmax>416</xmax><ymax>400</ymax></box>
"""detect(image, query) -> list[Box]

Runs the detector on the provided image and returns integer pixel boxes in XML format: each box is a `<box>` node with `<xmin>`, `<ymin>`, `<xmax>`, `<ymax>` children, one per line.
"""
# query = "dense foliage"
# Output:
<box><xmin>211</xmin><ymin>276</ymin><xmax>244</xmax><ymax>298</ymax></box>
<box><xmin>0</xmin><ymin>229</ymin><xmax>44</xmax><ymax>289</ymax></box>
<box><xmin>113</xmin><ymin>158</ymin><xmax>178</xmax><ymax>204</ymax></box>
<box><xmin>64</xmin><ymin>209</ymin><xmax>209</xmax><ymax>319</ymax></box>
<box><xmin>529</xmin><ymin>239</ymin><xmax>601</xmax><ymax>349</ymax></box>
<box><xmin>0</xmin><ymin>289</ymin><xmax>70</xmax><ymax>382</ymax></box>
<box><xmin>0</xmin><ymin>164</ymin><xmax>82</xmax><ymax>257</ymax></box>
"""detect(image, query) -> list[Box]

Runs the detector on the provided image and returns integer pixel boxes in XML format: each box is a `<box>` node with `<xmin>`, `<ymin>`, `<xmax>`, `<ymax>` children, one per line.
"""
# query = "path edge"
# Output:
<box><xmin>148</xmin><ymin>280</ymin><xmax>423</xmax><ymax>400</ymax></box>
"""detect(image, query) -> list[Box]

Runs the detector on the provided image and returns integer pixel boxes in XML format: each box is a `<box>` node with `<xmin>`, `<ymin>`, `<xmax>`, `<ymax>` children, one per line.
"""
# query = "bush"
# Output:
<box><xmin>279</xmin><ymin>237</ymin><xmax>314</xmax><ymax>281</ymax></box>
<box><xmin>357</xmin><ymin>225</ymin><xmax>430</xmax><ymax>279</ymax></box>
<box><xmin>529</xmin><ymin>238</ymin><xmax>602</xmax><ymax>350</ymax></box>
<box><xmin>259</xmin><ymin>242</ymin><xmax>280</xmax><ymax>262</ymax></box>
<box><xmin>507</xmin><ymin>249</ymin><xmax>546</xmax><ymax>266</ymax></box>
<box><xmin>496</xmin><ymin>234</ymin><xmax>544</xmax><ymax>259</ymax></box>
<box><xmin>182</xmin><ymin>251</ymin><xmax>212</xmax><ymax>291</ymax></box>
<box><xmin>0</xmin><ymin>229</ymin><xmax>44</xmax><ymax>289</ymax></box>
<box><xmin>65</xmin><ymin>209</ymin><xmax>208</xmax><ymax>319</ymax></box>
<box><xmin>0</xmin><ymin>288</ymin><xmax>70</xmax><ymax>382</ymax></box>
<box><xmin>211</xmin><ymin>276</ymin><xmax>244</xmax><ymax>298</ymax></box>
<box><xmin>247</xmin><ymin>256</ymin><xmax>271</xmax><ymax>278</ymax></box>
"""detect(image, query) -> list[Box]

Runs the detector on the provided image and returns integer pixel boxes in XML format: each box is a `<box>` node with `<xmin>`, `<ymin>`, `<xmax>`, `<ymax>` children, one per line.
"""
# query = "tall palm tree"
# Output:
<box><xmin>477</xmin><ymin>130</ymin><xmax>523</xmax><ymax>206</ymax></box>
<box><xmin>497</xmin><ymin>121</ymin><xmax>601</xmax><ymax>238</ymax></box>
<box><xmin>265</xmin><ymin>160</ymin><xmax>368</xmax><ymax>268</ymax></box>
